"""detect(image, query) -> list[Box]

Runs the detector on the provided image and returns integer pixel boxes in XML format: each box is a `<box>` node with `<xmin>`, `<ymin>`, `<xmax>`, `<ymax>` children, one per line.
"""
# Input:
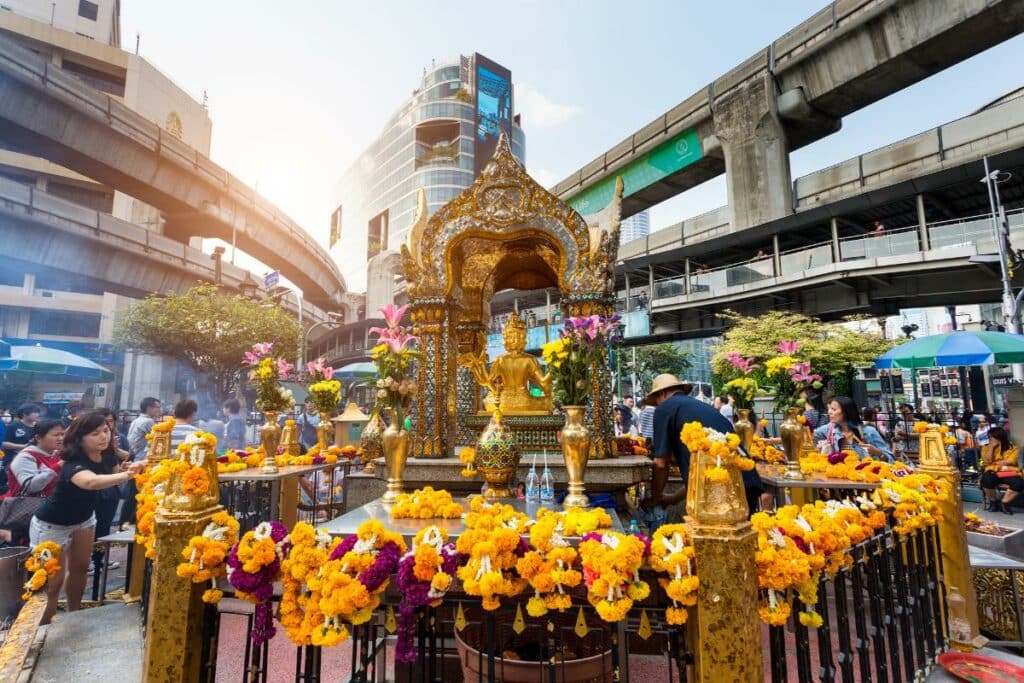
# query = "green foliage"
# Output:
<box><xmin>711</xmin><ymin>310</ymin><xmax>895</xmax><ymax>394</ymax></box>
<box><xmin>113</xmin><ymin>284</ymin><xmax>301</xmax><ymax>401</ymax></box>
<box><xmin>624</xmin><ymin>343</ymin><xmax>692</xmax><ymax>394</ymax></box>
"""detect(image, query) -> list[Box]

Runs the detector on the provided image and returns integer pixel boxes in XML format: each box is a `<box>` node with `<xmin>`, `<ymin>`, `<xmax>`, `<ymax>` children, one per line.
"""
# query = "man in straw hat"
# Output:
<box><xmin>643</xmin><ymin>374</ymin><xmax>762</xmax><ymax>531</ymax></box>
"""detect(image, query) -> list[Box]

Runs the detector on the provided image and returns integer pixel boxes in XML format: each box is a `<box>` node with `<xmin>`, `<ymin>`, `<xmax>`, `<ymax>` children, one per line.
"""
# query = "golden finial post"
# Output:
<box><xmin>916</xmin><ymin>423</ymin><xmax>981</xmax><ymax>649</ymax></box>
<box><xmin>142</xmin><ymin>436</ymin><xmax>223</xmax><ymax>682</ymax></box>
<box><xmin>687</xmin><ymin>449</ymin><xmax>763</xmax><ymax>682</ymax></box>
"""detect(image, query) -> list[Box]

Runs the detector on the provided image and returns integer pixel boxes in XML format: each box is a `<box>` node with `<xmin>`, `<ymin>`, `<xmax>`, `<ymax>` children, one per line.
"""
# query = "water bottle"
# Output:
<box><xmin>539</xmin><ymin>465</ymin><xmax>555</xmax><ymax>505</ymax></box>
<box><xmin>525</xmin><ymin>466</ymin><xmax>541</xmax><ymax>503</ymax></box>
<box><xmin>629</xmin><ymin>519</ymin><xmax>640</xmax><ymax>535</ymax></box>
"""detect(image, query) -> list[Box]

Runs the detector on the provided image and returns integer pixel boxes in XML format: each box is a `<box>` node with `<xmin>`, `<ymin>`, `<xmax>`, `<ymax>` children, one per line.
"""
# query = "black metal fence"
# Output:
<box><xmin>765</xmin><ymin>525</ymin><xmax>945</xmax><ymax>683</ymax></box>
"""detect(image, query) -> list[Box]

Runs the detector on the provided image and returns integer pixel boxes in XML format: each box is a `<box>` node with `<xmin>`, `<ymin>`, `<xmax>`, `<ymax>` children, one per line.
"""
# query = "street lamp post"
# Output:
<box><xmin>981</xmin><ymin>157</ymin><xmax>1023</xmax><ymax>381</ymax></box>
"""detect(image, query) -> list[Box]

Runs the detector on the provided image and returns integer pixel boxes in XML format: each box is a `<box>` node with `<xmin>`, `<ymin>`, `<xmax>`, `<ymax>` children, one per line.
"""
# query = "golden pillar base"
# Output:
<box><xmin>563</xmin><ymin>488</ymin><xmax>589</xmax><ymax>509</ymax></box>
<box><xmin>691</xmin><ymin>522</ymin><xmax>762</xmax><ymax>682</ymax></box>
<box><xmin>142</xmin><ymin>505</ymin><xmax>222</xmax><ymax>682</ymax></box>
<box><xmin>918</xmin><ymin>426</ymin><xmax>980</xmax><ymax>646</ymax></box>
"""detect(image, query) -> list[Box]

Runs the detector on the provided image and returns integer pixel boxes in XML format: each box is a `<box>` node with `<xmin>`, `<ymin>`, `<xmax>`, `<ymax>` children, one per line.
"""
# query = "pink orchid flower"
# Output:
<box><xmin>378</xmin><ymin>303</ymin><xmax>410</xmax><ymax>329</ymax></box>
<box><xmin>776</xmin><ymin>340</ymin><xmax>801</xmax><ymax>355</ymax></box>
<box><xmin>724</xmin><ymin>352</ymin><xmax>756</xmax><ymax>373</ymax></box>
<box><xmin>276</xmin><ymin>358</ymin><xmax>294</xmax><ymax>378</ymax></box>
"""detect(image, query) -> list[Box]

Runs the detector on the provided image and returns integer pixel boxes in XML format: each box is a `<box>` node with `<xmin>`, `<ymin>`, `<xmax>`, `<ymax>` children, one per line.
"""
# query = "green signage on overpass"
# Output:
<box><xmin>567</xmin><ymin>128</ymin><xmax>702</xmax><ymax>215</ymax></box>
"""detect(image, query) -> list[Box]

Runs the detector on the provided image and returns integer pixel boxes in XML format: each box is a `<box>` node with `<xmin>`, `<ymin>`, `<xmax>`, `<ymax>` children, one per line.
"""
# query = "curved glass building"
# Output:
<box><xmin>329</xmin><ymin>54</ymin><xmax>525</xmax><ymax>291</ymax></box>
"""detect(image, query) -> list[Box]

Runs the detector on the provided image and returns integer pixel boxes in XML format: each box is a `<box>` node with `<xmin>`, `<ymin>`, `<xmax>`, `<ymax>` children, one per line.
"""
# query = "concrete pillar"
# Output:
<box><xmin>916</xmin><ymin>194</ymin><xmax>931</xmax><ymax>251</ymax></box>
<box><xmin>684</xmin><ymin>258</ymin><xmax>692</xmax><ymax>295</ymax></box>
<box><xmin>772</xmin><ymin>234</ymin><xmax>781</xmax><ymax>276</ymax></box>
<box><xmin>830</xmin><ymin>218</ymin><xmax>840</xmax><ymax>262</ymax></box>
<box><xmin>713</xmin><ymin>74</ymin><xmax>793</xmax><ymax>231</ymax></box>
<box><xmin>648</xmin><ymin>265</ymin><xmax>655</xmax><ymax>299</ymax></box>
<box><xmin>22</xmin><ymin>273</ymin><xmax>34</xmax><ymax>295</ymax></box>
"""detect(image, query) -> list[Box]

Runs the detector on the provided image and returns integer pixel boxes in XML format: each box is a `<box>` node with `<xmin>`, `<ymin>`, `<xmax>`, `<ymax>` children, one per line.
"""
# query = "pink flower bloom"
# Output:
<box><xmin>252</xmin><ymin>342</ymin><xmax>274</xmax><ymax>356</ymax></box>
<box><xmin>724</xmin><ymin>352</ymin><xmax>756</xmax><ymax>374</ymax></box>
<box><xmin>378</xmin><ymin>303</ymin><xmax>410</xmax><ymax>329</ymax></box>
<box><xmin>276</xmin><ymin>358</ymin><xmax>294</xmax><ymax>378</ymax></box>
<box><xmin>776</xmin><ymin>340</ymin><xmax>801</xmax><ymax>355</ymax></box>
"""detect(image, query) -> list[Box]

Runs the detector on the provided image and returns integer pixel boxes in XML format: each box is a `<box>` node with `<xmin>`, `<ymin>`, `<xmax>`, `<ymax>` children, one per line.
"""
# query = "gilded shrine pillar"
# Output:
<box><xmin>687</xmin><ymin>450</ymin><xmax>762</xmax><ymax>682</ymax></box>
<box><xmin>142</xmin><ymin>439</ymin><xmax>223</xmax><ymax>682</ymax></box>
<box><xmin>564</xmin><ymin>294</ymin><xmax>615</xmax><ymax>459</ymax></box>
<box><xmin>128</xmin><ymin>421</ymin><xmax>174</xmax><ymax>600</ymax></box>
<box><xmin>410</xmin><ymin>299</ymin><xmax>454</xmax><ymax>458</ymax></box>
<box><xmin>917</xmin><ymin>425</ymin><xmax>980</xmax><ymax>646</ymax></box>
<box><xmin>454</xmin><ymin>320</ymin><xmax>487</xmax><ymax>447</ymax></box>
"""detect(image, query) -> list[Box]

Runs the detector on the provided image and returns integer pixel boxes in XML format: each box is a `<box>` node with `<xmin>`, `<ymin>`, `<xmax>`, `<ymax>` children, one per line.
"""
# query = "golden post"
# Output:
<box><xmin>687</xmin><ymin>449</ymin><xmax>763</xmax><ymax>682</ymax></box>
<box><xmin>127</xmin><ymin>423</ymin><xmax>175</xmax><ymax>600</ymax></box>
<box><xmin>142</xmin><ymin>438</ymin><xmax>223</xmax><ymax>682</ymax></box>
<box><xmin>916</xmin><ymin>424</ymin><xmax>980</xmax><ymax>647</ymax></box>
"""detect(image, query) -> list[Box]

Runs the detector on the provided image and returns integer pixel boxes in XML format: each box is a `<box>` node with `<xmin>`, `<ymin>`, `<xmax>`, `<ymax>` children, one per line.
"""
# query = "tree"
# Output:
<box><xmin>114</xmin><ymin>284</ymin><xmax>302</xmax><ymax>404</ymax></box>
<box><xmin>710</xmin><ymin>310</ymin><xmax>895</xmax><ymax>392</ymax></box>
<box><xmin>623</xmin><ymin>343</ymin><xmax>692</xmax><ymax>395</ymax></box>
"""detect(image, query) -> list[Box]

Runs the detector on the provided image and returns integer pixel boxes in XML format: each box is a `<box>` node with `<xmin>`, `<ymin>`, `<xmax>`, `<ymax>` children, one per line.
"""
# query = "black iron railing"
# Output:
<box><xmin>765</xmin><ymin>525</ymin><xmax>945</xmax><ymax>683</ymax></box>
<box><xmin>220</xmin><ymin>480</ymin><xmax>276</xmax><ymax>534</ymax></box>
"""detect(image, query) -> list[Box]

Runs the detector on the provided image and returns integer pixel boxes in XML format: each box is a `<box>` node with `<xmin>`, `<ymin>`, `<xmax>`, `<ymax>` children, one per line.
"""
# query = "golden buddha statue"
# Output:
<box><xmin>460</xmin><ymin>312</ymin><xmax>552</xmax><ymax>415</ymax></box>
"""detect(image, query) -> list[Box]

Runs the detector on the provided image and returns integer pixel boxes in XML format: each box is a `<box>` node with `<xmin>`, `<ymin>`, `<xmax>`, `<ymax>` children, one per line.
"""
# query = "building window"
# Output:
<box><xmin>78</xmin><ymin>0</ymin><xmax>99</xmax><ymax>20</ymax></box>
<box><xmin>28</xmin><ymin>310</ymin><xmax>101</xmax><ymax>338</ymax></box>
<box><xmin>330</xmin><ymin>205</ymin><xmax>342</xmax><ymax>248</ymax></box>
<box><xmin>367</xmin><ymin>210</ymin><xmax>388</xmax><ymax>260</ymax></box>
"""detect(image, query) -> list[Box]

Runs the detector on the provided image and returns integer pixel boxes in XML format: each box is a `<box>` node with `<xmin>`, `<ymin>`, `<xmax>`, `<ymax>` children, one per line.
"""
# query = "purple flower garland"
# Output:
<box><xmin>226</xmin><ymin>520</ymin><xmax>290</xmax><ymax>645</ymax></box>
<box><xmin>394</xmin><ymin>544</ymin><xmax>458</xmax><ymax>663</ymax></box>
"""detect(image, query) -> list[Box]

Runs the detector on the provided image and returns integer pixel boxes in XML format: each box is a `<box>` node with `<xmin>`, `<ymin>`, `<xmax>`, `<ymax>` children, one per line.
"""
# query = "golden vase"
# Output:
<box><xmin>317</xmin><ymin>411</ymin><xmax>333</xmax><ymax>451</ymax></box>
<box><xmin>475</xmin><ymin>408</ymin><xmax>520</xmax><ymax>498</ymax></box>
<box><xmin>359</xmin><ymin>410</ymin><xmax>385</xmax><ymax>475</ymax></box>
<box><xmin>381</xmin><ymin>409</ymin><xmax>410</xmax><ymax>504</ymax></box>
<box><xmin>561</xmin><ymin>405</ymin><xmax>592</xmax><ymax>508</ymax></box>
<box><xmin>734</xmin><ymin>408</ymin><xmax>754</xmax><ymax>453</ymax></box>
<box><xmin>778</xmin><ymin>406</ymin><xmax>806</xmax><ymax>480</ymax></box>
<box><xmin>260</xmin><ymin>410</ymin><xmax>281</xmax><ymax>474</ymax></box>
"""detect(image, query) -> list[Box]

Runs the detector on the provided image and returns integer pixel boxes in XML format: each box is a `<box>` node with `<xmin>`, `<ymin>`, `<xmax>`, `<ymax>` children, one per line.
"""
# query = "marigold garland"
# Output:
<box><xmin>310</xmin><ymin>520</ymin><xmax>406</xmax><ymax>647</ymax></box>
<box><xmin>748</xmin><ymin>435</ymin><xmax>786</xmax><ymax>464</ymax></box>
<box><xmin>649</xmin><ymin>524</ymin><xmax>698</xmax><ymax>625</ymax></box>
<box><xmin>175</xmin><ymin>431</ymin><xmax>217</xmax><ymax>496</ymax></box>
<box><xmin>390</xmin><ymin>486</ymin><xmax>464</xmax><ymax>520</ymax></box>
<box><xmin>517</xmin><ymin>510</ymin><xmax>582</xmax><ymax>617</ymax></box>
<box><xmin>227</xmin><ymin>521</ymin><xmax>291</xmax><ymax>644</ymax></box>
<box><xmin>23</xmin><ymin>541</ymin><xmax>62</xmax><ymax>600</ymax></box>
<box><xmin>279</xmin><ymin>522</ymin><xmax>340</xmax><ymax>646</ymax></box>
<box><xmin>395</xmin><ymin>526</ymin><xmax>458</xmax><ymax>662</ymax></box>
<box><xmin>579</xmin><ymin>531</ymin><xmax>650</xmax><ymax>623</ymax></box>
<box><xmin>680</xmin><ymin>421</ymin><xmax>754</xmax><ymax>483</ymax></box>
<box><xmin>176</xmin><ymin>511</ymin><xmax>240</xmax><ymax>603</ymax></box>
<box><xmin>459</xmin><ymin>446</ymin><xmax>477</xmax><ymax>478</ymax></box>
<box><xmin>456</xmin><ymin>497</ymin><xmax>529</xmax><ymax>610</ymax></box>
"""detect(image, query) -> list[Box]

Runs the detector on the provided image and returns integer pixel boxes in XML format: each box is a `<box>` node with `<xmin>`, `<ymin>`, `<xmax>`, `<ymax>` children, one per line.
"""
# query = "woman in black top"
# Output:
<box><xmin>30</xmin><ymin>411</ymin><xmax>144</xmax><ymax>624</ymax></box>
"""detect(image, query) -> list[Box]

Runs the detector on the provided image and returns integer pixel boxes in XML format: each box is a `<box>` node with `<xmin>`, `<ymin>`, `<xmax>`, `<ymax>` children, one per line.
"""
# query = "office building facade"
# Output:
<box><xmin>620</xmin><ymin>210</ymin><xmax>650</xmax><ymax>244</ymax></box>
<box><xmin>329</xmin><ymin>54</ymin><xmax>525</xmax><ymax>291</ymax></box>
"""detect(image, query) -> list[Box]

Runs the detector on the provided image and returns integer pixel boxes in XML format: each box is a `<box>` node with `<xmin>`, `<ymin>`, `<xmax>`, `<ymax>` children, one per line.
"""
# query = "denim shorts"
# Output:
<box><xmin>30</xmin><ymin>514</ymin><xmax>97</xmax><ymax>550</ymax></box>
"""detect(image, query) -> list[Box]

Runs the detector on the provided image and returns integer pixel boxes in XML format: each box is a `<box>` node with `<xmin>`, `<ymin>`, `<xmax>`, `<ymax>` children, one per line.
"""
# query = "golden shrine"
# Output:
<box><xmin>400</xmin><ymin>132</ymin><xmax>622</xmax><ymax>458</ymax></box>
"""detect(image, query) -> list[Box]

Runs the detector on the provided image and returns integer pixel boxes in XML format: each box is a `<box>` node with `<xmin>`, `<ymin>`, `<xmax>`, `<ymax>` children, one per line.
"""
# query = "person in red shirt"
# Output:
<box><xmin>1</xmin><ymin>419</ymin><xmax>64</xmax><ymax>544</ymax></box>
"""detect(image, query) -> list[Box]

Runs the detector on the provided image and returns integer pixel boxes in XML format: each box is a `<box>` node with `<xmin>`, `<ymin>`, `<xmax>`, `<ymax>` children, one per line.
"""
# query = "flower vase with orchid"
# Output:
<box><xmin>369</xmin><ymin>304</ymin><xmax>418</xmax><ymax>429</ymax></box>
<box><xmin>719</xmin><ymin>352</ymin><xmax>760</xmax><ymax>410</ymax></box>
<box><xmin>243</xmin><ymin>342</ymin><xmax>296</xmax><ymax>413</ymax></box>
<box><xmin>306</xmin><ymin>357</ymin><xmax>341</xmax><ymax>415</ymax></box>
<box><xmin>541</xmin><ymin>314</ymin><xmax>622</xmax><ymax>407</ymax></box>
<box><xmin>764</xmin><ymin>341</ymin><xmax>824</xmax><ymax>413</ymax></box>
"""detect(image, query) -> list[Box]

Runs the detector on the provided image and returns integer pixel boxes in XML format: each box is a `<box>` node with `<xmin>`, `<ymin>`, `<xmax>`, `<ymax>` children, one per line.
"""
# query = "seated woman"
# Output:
<box><xmin>813</xmin><ymin>396</ymin><xmax>894</xmax><ymax>462</ymax></box>
<box><xmin>980</xmin><ymin>426</ymin><xmax>1022</xmax><ymax>515</ymax></box>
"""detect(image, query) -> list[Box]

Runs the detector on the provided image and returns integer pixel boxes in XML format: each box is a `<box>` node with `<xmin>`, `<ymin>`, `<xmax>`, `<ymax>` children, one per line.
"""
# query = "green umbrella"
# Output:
<box><xmin>875</xmin><ymin>331</ymin><xmax>1024</xmax><ymax>369</ymax></box>
<box><xmin>0</xmin><ymin>343</ymin><xmax>114</xmax><ymax>381</ymax></box>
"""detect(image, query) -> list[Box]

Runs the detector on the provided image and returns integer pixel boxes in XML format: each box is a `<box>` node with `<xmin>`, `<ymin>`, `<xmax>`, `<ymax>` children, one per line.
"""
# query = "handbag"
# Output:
<box><xmin>0</xmin><ymin>492</ymin><xmax>44</xmax><ymax>532</ymax></box>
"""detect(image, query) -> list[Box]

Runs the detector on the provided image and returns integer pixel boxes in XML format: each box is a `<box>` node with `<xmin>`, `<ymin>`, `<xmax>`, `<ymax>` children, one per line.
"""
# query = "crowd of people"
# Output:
<box><xmin>614</xmin><ymin>382</ymin><xmax>1023</xmax><ymax>532</ymax></box>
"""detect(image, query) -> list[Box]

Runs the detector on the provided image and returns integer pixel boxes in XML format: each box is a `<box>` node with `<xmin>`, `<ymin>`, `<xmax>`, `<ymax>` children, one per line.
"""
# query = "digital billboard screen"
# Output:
<box><xmin>473</xmin><ymin>53</ymin><xmax>512</xmax><ymax>176</ymax></box>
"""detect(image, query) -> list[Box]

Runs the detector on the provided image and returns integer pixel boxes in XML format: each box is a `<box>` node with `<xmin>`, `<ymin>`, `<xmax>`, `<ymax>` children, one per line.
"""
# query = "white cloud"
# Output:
<box><xmin>515</xmin><ymin>83</ymin><xmax>582</xmax><ymax>128</ymax></box>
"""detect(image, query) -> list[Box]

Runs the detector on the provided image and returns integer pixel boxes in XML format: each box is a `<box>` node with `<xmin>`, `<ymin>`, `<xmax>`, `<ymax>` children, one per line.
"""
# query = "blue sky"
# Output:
<box><xmin>121</xmin><ymin>0</ymin><xmax>1024</xmax><ymax>248</ymax></box>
